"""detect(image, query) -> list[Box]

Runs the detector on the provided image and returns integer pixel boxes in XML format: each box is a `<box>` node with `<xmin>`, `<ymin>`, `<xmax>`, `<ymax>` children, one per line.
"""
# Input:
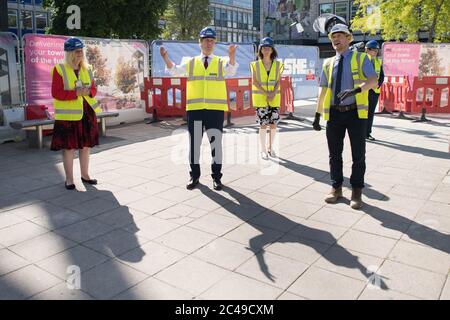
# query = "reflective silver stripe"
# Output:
<box><xmin>275</xmin><ymin>60</ymin><xmax>280</xmax><ymax>81</ymax></box>
<box><xmin>188</xmin><ymin>76</ymin><xmax>225</xmax><ymax>81</ymax></box>
<box><xmin>189</xmin><ymin>58</ymin><xmax>195</xmax><ymax>78</ymax></box>
<box><xmin>54</xmin><ymin>109</ymin><xmax>83</xmax><ymax>115</ymax></box>
<box><xmin>187</xmin><ymin>98</ymin><xmax>228</xmax><ymax>104</ymax></box>
<box><xmin>267</xmin><ymin>81</ymin><xmax>277</xmax><ymax>86</ymax></box>
<box><xmin>58</xmin><ymin>64</ymin><xmax>71</xmax><ymax>90</ymax></box>
<box><xmin>218</xmin><ymin>60</ymin><xmax>223</xmax><ymax>79</ymax></box>
<box><xmin>88</xmin><ymin>68</ymin><xmax>95</xmax><ymax>83</ymax></box>
<box><xmin>90</xmin><ymin>102</ymin><xmax>99</xmax><ymax>109</ymax></box>
<box><xmin>252</xmin><ymin>90</ymin><xmax>280</xmax><ymax>95</ymax></box>
<box><xmin>358</xmin><ymin>105</ymin><xmax>369</xmax><ymax>111</ymax></box>
<box><xmin>256</xmin><ymin>60</ymin><xmax>262</xmax><ymax>83</ymax></box>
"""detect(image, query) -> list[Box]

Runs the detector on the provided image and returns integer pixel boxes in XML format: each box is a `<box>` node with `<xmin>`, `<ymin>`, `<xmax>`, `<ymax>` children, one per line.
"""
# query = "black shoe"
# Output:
<box><xmin>81</xmin><ymin>177</ymin><xmax>98</xmax><ymax>185</ymax></box>
<box><xmin>186</xmin><ymin>178</ymin><xmax>199</xmax><ymax>190</ymax></box>
<box><xmin>65</xmin><ymin>182</ymin><xmax>76</xmax><ymax>190</ymax></box>
<box><xmin>213</xmin><ymin>179</ymin><xmax>223</xmax><ymax>191</ymax></box>
<box><xmin>366</xmin><ymin>135</ymin><xmax>375</xmax><ymax>141</ymax></box>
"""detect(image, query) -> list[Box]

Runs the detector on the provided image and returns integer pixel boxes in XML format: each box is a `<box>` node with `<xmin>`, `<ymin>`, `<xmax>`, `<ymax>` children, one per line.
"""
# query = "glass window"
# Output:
<box><xmin>351</xmin><ymin>1</ymin><xmax>359</xmax><ymax>20</ymax></box>
<box><xmin>335</xmin><ymin>2</ymin><xmax>348</xmax><ymax>23</ymax></box>
<box><xmin>209</xmin><ymin>7</ymin><xmax>215</xmax><ymax>25</ymax></box>
<box><xmin>221</xmin><ymin>9</ymin><xmax>227</xmax><ymax>27</ymax></box>
<box><xmin>22</xmin><ymin>10</ymin><xmax>33</xmax><ymax>30</ymax></box>
<box><xmin>248</xmin><ymin>13</ymin><xmax>253</xmax><ymax>30</ymax></box>
<box><xmin>319</xmin><ymin>3</ymin><xmax>333</xmax><ymax>15</ymax></box>
<box><xmin>233</xmin><ymin>11</ymin><xmax>238</xmax><ymax>28</ymax></box>
<box><xmin>35</xmin><ymin>12</ymin><xmax>47</xmax><ymax>29</ymax></box>
<box><xmin>34</xmin><ymin>0</ymin><xmax>44</xmax><ymax>5</ymax></box>
<box><xmin>238</xmin><ymin>12</ymin><xmax>243</xmax><ymax>29</ymax></box>
<box><xmin>8</xmin><ymin>9</ymin><xmax>18</xmax><ymax>28</ymax></box>
<box><xmin>227</xmin><ymin>10</ymin><xmax>232</xmax><ymax>27</ymax></box>
<box><xmin>228</xmin><ymin>32</ymin><xmax>232</xmax><ymax>42</ymax></box>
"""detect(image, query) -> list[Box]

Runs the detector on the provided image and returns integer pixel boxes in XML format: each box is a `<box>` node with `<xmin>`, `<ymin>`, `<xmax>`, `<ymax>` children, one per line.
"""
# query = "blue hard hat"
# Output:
<box><xmin>260</xmin><ymin>37</ymin><xmax>274</xmax><ymax>47</ymax></box>
<box><xmin>199</xmin><ymin>27</ymin><xmax>216</xmax><ymax>39</ymax></box>
<box><xmin>64</xmin><ymin>37</ymin><xmax>84</xmax><ymax>51</ymax></box>
<box><xmin>365</xmin><ymin>40</ymin><xmax>380</xmax><ymax>50</ymax></box>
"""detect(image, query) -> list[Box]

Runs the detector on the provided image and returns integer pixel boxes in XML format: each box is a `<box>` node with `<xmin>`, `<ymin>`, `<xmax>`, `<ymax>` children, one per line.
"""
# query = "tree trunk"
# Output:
<box><xmin>429</xmin><ymin>0</ymin><xmax>445</xmax><ymax>42</ymax></box>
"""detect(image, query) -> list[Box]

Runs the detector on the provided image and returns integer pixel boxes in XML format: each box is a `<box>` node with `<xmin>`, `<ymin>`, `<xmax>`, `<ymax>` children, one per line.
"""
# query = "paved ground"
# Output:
<box><xmin>0</xmin><ymin>102</ymin><xmax>449</xmax><ymax>300</ymax></box>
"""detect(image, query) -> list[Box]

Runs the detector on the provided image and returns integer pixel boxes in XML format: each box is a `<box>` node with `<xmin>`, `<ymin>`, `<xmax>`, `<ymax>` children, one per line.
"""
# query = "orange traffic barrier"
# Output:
<box><xmin>280</xmin><ymin>76</ymin><xmax>295</xmax><ymax>115</ymax></box>
<box><xmin>226</xmin><ymin>78</ymin><xmax>253</xmax><ymax>118</ymax></box>
<box><xmin>410</xmin><ymin>76</ymin><xmax>450</xmax><ymax>114</ymax></box>
<box><xmin>379</xmin><ymin>76</ymin><xmax>410</xmax><ymax>114</ymax></box>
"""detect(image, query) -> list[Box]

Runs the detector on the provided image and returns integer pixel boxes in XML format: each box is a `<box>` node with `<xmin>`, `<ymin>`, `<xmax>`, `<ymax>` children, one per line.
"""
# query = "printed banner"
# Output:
<box><xmin>151</xmin><ymin>40</ymin><xmax>255</xmax><ymax>78</ymax></box>
<box><xmin>277</xmin><ymin>44</ymin><xmax>320</xmax><ymax>99</ymax></box>
<box><xmin>24</xmin><ymin>34</ymin><xmax>149</xmax><ymax>114</ymax></box>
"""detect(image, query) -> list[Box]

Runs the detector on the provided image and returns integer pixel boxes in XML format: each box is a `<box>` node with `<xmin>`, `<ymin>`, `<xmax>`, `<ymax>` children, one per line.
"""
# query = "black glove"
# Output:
<box><xmin>312</xmin><ymin>112</ymin><xmax>322</xmax><ymax>131</ymax></box>
<box><xmin>337</xmin><ymin>87</ymin><xmax>362</xmax><ymax>101</ymax></box>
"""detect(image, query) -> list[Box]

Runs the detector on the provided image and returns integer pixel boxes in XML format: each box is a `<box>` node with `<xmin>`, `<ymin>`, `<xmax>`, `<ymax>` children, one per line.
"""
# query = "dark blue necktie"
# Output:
<box><xmin>334</xmin><ymin>55</ymin><xmax>344</xmax><ymax>106</ymax></box>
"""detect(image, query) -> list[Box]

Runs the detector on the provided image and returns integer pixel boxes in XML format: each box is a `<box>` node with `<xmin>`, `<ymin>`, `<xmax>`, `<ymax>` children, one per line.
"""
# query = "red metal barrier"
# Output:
<box><xmin>280</xmin><ymin>76</ymin><xmax>294</xmax><ymax>114</ymax></box>
<box><xmin>379</xmin><ymin>76</ymin><xmax>410</xmax><ymax>113</ymax></box>
<box><xmin>410</xmin><ymin>76</ymin><xmax>450</xmax><ymax>114</ymax></box>
<box><xmin>226</xmin><ymin>78</ymin><xmax>253</xmax><ymax>117</ymax></box>
<box><xmin>142</xmin><ymin>76</ymin><xmax>296</xmax><ymax>119</ymax></box>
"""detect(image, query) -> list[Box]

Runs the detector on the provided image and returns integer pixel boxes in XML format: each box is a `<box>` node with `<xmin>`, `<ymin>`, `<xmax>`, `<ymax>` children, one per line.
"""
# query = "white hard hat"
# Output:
<box><xmin>329</xmin><ymin>24</ymin><xmax>352</xmax><ymax>35</ymax></box>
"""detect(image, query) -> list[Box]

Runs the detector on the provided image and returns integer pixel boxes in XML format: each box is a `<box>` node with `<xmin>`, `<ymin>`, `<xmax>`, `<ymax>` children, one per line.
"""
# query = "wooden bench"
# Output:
<box><xmin>9</xmin><ymin>112</ymin><xmax>119</xmax><ymax>149</ymax></box>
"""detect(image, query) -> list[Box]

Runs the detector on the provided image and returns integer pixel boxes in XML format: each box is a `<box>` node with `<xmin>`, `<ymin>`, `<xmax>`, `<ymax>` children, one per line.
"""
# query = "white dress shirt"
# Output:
<box><xmin>166</xmin><ymin>53</ymin><xmax>239</xmax><ymax>77</ymax></box>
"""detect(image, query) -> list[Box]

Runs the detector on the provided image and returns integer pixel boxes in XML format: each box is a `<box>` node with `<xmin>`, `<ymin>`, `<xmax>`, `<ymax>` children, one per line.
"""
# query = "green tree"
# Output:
<box><xmin>44</xmin><ymin>0</ymin><xmax>168</xmax><ymax>39</ymax></box>
<box><xmin>162</xmin><ymin>0</ymin><xmax>212</xmax><ymax>40</ymax></box>
<box><xmin>351</xmin><ymin>0</ymin><xmax>450</xmax><ymax>42</ymax></box>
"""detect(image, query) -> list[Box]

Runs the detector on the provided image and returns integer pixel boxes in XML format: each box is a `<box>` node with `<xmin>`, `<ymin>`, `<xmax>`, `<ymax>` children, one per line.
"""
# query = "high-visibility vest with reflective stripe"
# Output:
<box><xmin>251</xmin><ymin>59</ymin><xmax>282</xmax><ymax>108</ymax></box>
<box><xmin>369</xmin><ymin>56</ymin><xmax>382</xmax><ymax>94</ymax></box>
<box><xmin>185</xmin><ymin>56</ymin><xmax>228</xmax><ymax>111</ymax></box>
<box><xmin>52</xmin><ymin>63</ymin><xmax>100</xmax><ymax>121</ymax></box>
<box><xmin>321</xmin><ymin>51</ymin><xmax>369</xmax><ymax>121</ymax></box>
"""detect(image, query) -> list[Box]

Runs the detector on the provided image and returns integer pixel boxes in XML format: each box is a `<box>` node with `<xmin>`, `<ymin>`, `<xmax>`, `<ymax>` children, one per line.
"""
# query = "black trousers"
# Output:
<box><xmin>367</xmin><ymin>90</ymin><xmax>379</xmax><ymax>136</ymax></box>
<box><xmin>326</xmin><ymin>108</ymin><xmax>367</xmax><ymax>189</ymax></box>
<box><xmin>187</xmin><ymin>109</ymin><xmax>224</xmax><ymax>180</ymax></box>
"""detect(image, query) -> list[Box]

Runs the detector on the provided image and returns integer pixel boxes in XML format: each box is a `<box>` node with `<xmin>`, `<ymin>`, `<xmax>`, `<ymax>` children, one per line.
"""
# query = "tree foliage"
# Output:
<box><xmin>162</xmin><ymin>0</ymin><xmax>212</xmax><ymax>40</ymax></box>
<box><xmin>44</xmin><ymin>0</ymin><xmax>168</xmax><ymax>39</ymax></box>
<box><xmin>351</xmin><ymin>0</ymin><xmax>450</xmax><ymax>42</ymax></box>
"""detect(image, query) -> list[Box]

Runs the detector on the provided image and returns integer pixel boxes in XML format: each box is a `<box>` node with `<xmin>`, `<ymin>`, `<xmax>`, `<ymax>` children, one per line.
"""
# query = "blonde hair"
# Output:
<box><xmin>64</xmin><ymin>50</ymin><xmax>88</xmax><ymax>70</ymax></box>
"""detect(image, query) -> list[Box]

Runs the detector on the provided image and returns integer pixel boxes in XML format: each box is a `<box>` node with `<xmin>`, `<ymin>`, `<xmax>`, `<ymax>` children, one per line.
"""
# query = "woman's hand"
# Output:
<box><xmin>266</xmin><ymin>90</ymin><xmax>275</xmax><ymax>101</ymax></box>
<box><xmin>76</xmin><ymin>87</ymin><xmax>91</xmax><ymax>96</ymax></box>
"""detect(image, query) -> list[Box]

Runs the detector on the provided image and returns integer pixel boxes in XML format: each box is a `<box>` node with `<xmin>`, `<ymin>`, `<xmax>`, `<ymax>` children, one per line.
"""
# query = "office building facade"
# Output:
<box><xmin>6</xmin><ymin>0</ymin><xmax>51</xmax><ymax>38</ymax></box>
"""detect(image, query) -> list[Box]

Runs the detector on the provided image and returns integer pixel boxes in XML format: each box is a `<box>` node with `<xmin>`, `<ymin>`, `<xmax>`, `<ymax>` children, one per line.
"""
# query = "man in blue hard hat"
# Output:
<box><xmin>365</xmin><ymin>40</ymin><xmax>384</xmax><ymax>141</ymax></box>
<box><xmin>160</xmin><ymin>27</ymin><xmax>238</xmax><ymax>191</ymax></box>
<box><xmin>312</xmin><ymin>24</ymin><xmax>377</xmax><ymax>210</ymax></box>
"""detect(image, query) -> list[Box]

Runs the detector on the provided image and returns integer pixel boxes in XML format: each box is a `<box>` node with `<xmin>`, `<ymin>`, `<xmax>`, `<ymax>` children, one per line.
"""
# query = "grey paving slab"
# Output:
<box><xmin>337</xmin><ymin>230</ymin><xmax>398</xmax><ymax>259</ymax></box>
<box><xmin>199</xmin><ymin>273</ymin><xmax>283</xmax><ymax>300</ymax></box>
<box><xmin>54</xmin><ymin>218</ymin><xmax>114</xmax><ymax>243</ymax></box>
<box><xmin>113</xmin><ymin>277</ymin><xmax>194</xmax><ymax>300</ymax></box>
<box><xmin>36</xmin><ymin>245</ymin><xmax>110</xmax><ymax>280</ymax></box>
<box><xmin>80</xmin><ymin>260</ymin><xmax>148</xmax><ymax>299</ymax></box>
<box><xmin>187</xmin><ymin>213</ymin><xmax>243</xmax><ymax>236</ymax></box>
<box><xmin>118</xmin><ymin>241</ymin><xmax>186</xmax><ymax>276</ymax></box>
<box><xmin>94</xmin><ymin>206</ymin><xmax>149</xmax><ymax>229</ymax></box>
<box><xmin>154</xmin><ymin>256</ymin><xmax>230</xmax><ymax>296</ymax></box>
<box><xmin>377</xmin><ymin>260</ymin><xmax>446</xmax><ymax>300</ymax></box>
<box><xmin>127</xmin><ymin>196</ymin><xmax>177</xmax><ymax>215</ymax></box>
<box><xmin>123</xmin><ymin>215</ymin><xmax>180</xmax><ymax>240</ymax></box>
<box><xmin>308</xmin><ymin>207</ymin><xmax>363</xmax><ymax>228</ymax></box>
<box><xmin>30</xmin><ymin>283</ymin><xmax>94</xmax><ymax>300</ymax></box>
<box><xmin>0</xmin><ymin>265</ymin><xmax>62</xmax><ymax>300</ymax></box>
<box><xmin>358</xmin><ymin>287</ymin><xmax>420</xmax><ymax>300</ymax></box>
<box><xmin>0</xmin><ymin>221</ymin><xmax>49</xmax><ymax>247</ymax></box>
<box><xmin>0</xmin><ymin>249</ymin><xmax>30</xmax><ymax>277</ymax></box>
<box><xmin>287</xmin><ymin>266</ymin><xmax>366</xmax><ymax>300</ymax></box>
<box><xmin>155</xmin><ymin>225</ymin><xmax>217</xmax><ymax>254</ymax></box>
<box><xmin>288</xmin><ymin>219</ymin><xmax>348</xmax><ymax>245</ymax></box>
<box><xmin>193</xmin><ymin>237</ymin><xmax>255</xmax><ymax>271</ymax></box>
<box><xmin>441</xmin><ymin>277</ymin><xmax>450</xmax><ymax>300</ymax></box>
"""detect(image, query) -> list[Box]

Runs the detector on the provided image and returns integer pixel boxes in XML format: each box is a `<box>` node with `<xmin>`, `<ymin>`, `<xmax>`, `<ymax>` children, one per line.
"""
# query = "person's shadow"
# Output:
<box><xmin>198</xmin><ymin>185</ymin><xmax>389</xmax><ymax>290</ymax></box>
<box><xmin>278</xmin><ymin>157</ymin><xmax>389</xmax><ymax>201</ymax></box>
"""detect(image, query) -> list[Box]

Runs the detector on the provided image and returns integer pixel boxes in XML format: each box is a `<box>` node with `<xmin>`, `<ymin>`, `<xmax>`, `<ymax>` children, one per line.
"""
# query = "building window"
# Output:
<box><xmin>228</xmin><ymin>32</ymin><xmax>232</xmax><ymax>42</ymax></box>
<box><xmin>351</xmin><ymin>1</ymin><xmax>359</xmax><ymax>21</ymax></box>
<box><xmin>335</xmin><ymin>2</ymin><xmax>349</xmax><ymax>23</ymax></box>
<box><xmin>35</xmin><ymin>12</ymin><xmax>47</xmax><ymax>30</ymax></box>
<box><xmin>248</xmin><ymin>13</ymin><xmax>253</xmax><ymax>30</ymax></box>
<box><xmin>243</xmin><ymin>11</ymin><xmax>248</xmax><ymax>30</ymax></box>
<box><xmin>238</xmin><ymin>12</ymin><xmax>243</xmax><ymax>29</ymax></box>
<box><xmin>34</xmin><ymin>0</ymin><xmax>44</xmax><ymax>5</ymax></box>
<box><xmin>8</xmin><ymin>9</ymin><xmax>18</xmax><ymax>28</ymax></box>
<box><xmin>227</xmin><ymin>10</ymin><xmax>232</xmax><ymax>28</ymax></box>
<box><xmin>21</xmin><ymin>10</ymin><xmax>33</xmax><ymax>30</ymax></box>
<box><xmin>319</xmin><ymin>3</ymin><xmax>333</xmax><ymax>15</ymax></box>
<box><xmin>209</xmin><ymin>7</ymin><xmax>215</xmax><ymax>25</ymax></box>
<box><xmin>220</xmin><ymin>9</ymin><xmax>227</xmax><ymax>28</ymax></box>
<box><xmin>233</xmin><ymin>11</ymin><xmax>238</xmax><ymax>28</ymax></box>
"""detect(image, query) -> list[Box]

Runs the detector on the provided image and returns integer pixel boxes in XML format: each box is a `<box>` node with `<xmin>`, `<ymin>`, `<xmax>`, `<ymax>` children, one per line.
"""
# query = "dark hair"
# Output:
<box><xmin>258</xmin><ymin>46</ymin><xmax>278</xmax><ymax>60</ymax></box>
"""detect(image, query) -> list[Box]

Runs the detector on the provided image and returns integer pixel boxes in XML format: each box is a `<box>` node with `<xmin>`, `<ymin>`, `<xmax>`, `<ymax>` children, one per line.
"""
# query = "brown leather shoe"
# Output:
<box><xmin>324</xmin><ymin>187</ymin><xmax>343</xmax><ymax>203</ymax></box>
<box><xmin>350</xmin><ymin>188</ymin><xmax>363</xmax><ymax>209</ymax></box>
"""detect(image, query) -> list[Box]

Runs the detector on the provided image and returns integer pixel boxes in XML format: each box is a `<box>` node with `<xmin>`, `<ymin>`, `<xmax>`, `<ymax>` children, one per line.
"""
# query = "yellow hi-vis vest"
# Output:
<box><xmin>186</xmin><ymin>56</ymin><xmax>228</xmax><ymax>111</ymax></box>
<box><xmin>369</xmin><ymin>56</ymin><xmax>382</xmax><ymax>94</ymax></box>
<box><xmin>52</xmin><ymin>63</ymin><xmax>100</xmax><ymax>121</ymax></box>
<box><xmin>322</xmin><ymin>51</ymin><xmax>369</xmax><ymax>121</ymax></box>
<box><xmin>251</xmin><ymin>59</ymin><xmax>282</xmax><ymax>108</ymax></box>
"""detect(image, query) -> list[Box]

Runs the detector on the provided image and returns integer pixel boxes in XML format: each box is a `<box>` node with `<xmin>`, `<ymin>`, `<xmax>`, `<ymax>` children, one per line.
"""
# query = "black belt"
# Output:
<box><xmin>331</xmin><ymin>103</ymin><xmax>357</xmax><ymax>112</ymax></box>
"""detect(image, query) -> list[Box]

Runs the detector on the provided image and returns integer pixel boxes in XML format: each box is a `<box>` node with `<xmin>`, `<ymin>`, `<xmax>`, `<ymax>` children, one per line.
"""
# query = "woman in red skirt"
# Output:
<box><xmin>50</xmin><ymin>37</ymin><xmax>101</xmax><ymax>190</ymax></box>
